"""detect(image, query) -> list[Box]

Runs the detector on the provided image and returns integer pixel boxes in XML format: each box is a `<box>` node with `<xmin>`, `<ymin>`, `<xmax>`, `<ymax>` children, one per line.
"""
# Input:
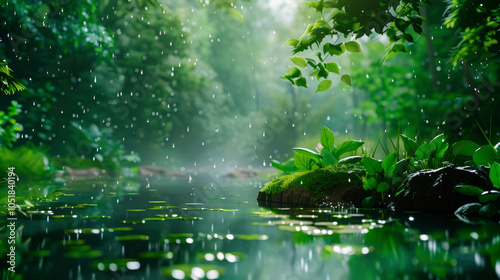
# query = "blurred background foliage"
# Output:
<box><xmin>0</xmin><ymin>0</ymin><xmax>499</xmax><ymax>171</ymax></box>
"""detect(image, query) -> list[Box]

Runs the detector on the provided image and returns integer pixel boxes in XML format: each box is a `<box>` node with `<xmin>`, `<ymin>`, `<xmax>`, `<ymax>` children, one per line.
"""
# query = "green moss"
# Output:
<box><xmin>261</xmin><ymin>164</ymin><xmax>364</xmax><ymax>197</ymax></box>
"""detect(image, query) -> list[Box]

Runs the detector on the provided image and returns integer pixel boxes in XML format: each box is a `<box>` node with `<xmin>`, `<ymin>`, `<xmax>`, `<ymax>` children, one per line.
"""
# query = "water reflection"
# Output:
<box><xmin>8</xmin><ymin>175</ymin><xmax>500</xmax><ymax>279</ymax></box>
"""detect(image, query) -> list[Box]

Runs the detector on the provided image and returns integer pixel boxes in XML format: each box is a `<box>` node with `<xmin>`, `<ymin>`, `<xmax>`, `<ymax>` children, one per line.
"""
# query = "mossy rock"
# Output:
<box><xmin>257</xmin><ymin>165</ymin><xmax>368</xmax><ymax>207</ymax></box>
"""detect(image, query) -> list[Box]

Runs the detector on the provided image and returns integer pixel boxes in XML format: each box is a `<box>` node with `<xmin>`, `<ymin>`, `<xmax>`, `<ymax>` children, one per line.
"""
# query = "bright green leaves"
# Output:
<box><xmin>414</xmin><ymin>133</ymin><xmax>448</xmax><ymax>161</ymax></box>
<box><xmin>473</xmin><ymin>145</ymin><xmax>498</xmax><ymax>166</ymax></box>
<box><xmin>401</xmin><ymin>134</ymin><xmax>418</xmax><ymax>157</ymax></box>
<box><xmin>344</xmin><ymin>41</ymin><xmax>362</xmax><ymax>53</ymax></box>
<box><xmin>289</xmin><ymin>56</ymin><xmax>307</xmax><ymax>68</ymax></box>
<box><xmin>0</xmin><ymin>62</ymin><xmax>27</xmax><ymax>95</ymax></box>
<box><xmin>362</xmin><ymin>157</ymin><xmax>382</xmax><ymax>174</ymax></box>
<box><xmin>325</xmin><ymin>62</ymin><xmax>339</xmax><ymax>74</ymax></box>
<box><xmin>320</xmin><ymin>126</ymin><xmax>335</xmax><ymax>153</ymax></box>
<box><xmin>273</xmin><ymin>126</ymin><xmax>363</xmax><ymax>173</ymax></box>
<box><xmin>454</xmin><ymin>185</ymin><xmax>485</xmax><ymax>197</ymax></box>
<box><xmin>283</xmin><ymin>38</ymin><xmax>299</xmax><ymax>47</ymax></box>
<box><xmin>316</xmin><ymin>80</ymin><xmax>332</xmax><ymax>92</ymax></box>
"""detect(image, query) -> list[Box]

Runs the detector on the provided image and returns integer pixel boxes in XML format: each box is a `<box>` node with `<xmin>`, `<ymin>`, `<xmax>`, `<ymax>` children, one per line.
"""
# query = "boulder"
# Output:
<box><xmin>392</xmin><ymin>165</ymin><xmax>492</xmax><ymax>214</ymax></box>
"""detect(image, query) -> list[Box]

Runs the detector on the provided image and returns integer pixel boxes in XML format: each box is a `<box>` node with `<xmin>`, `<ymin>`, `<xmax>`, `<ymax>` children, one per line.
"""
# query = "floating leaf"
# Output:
<box><xmin>115</xmin><ymin>235</ymin><xmax>150</xmax><ymax>241</ymax></box>
<box><xmin>340</xmin><ymin>74</ymin><xmax>352</xmax><ymax>86</ymax></box>
<box><xmin>316</xmin><ymin>79</ymin><xmax>332</xmax><ymax>92</ymax></box>
<box><xmin>345</xmin><ymin>41</ymin><xmax>362</xmax><ymax>53</ymax></box>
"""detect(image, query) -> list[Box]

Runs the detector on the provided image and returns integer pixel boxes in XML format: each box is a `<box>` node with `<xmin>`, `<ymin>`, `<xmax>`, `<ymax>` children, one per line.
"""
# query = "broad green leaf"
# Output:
<box><xmin>362</xmin><ymin>176</ymin><xmax>377</xmax><ymax>191</ymax></box>
<box><xmin>429</xmin><ymin>134</ymin><xmax>448</xmax><ymax>158</ymax></box>
<box><xmin>320</xmin><ymin>148</ymin><xmax>337</xmax><ymax>166</ymax></box>
<box><xmin>320</xmin><ymin>126</ymin><xmax>335</xmax><ymax>153</ymax></box>
<box><xmin>376</xmin><ymin>181</ymin><xmax>390</xmax><ymax>193</ymax></box>
<box><xmin>338</xmin><ymin>156</ymin><xmax>363</xmax><ymax>164</ymax></box>
<box><xmin>362</xmin><ymin>157</ymin><xmax>382</xmax><ymax>174</ymax></box>
<box><xmin>479</xmin><ymin>190</ymin><xmax>500</xmax><ymax>203</ymax></box>
<box><xmin>335</xmin><ymin>140</ymin><xmax>364</xmax><ymax>158</ymax></box>
<box><xmin>340</xmin><ymin>74</ymin><xmax>352</xmax><ymax>87</ymax></box>
<box><xmin>316</xmin><ymin>79</ymin><xmax>332</xmax><ymax>92</ymax></box>
<box><xmin>454</xmin><ymin>185</ymin><xmax>484</xmax><ymax>197</ymax></box>
<box><xmin>293</xmin><ymin>147</ymin><xmax>320</xmax><ymax>164</ymax></box>
<box><xmin>271</xmin><ymin>160</ymin><xmax>286</xmax><ymax>173</ymax></box>
<box><xmin>294</xmin><ymin>153</ymin><xmax>311</xmax><ymax>172</ymax></box>
<box><xmin>381</xmin><ymin>152</ymin><xmax>397</xmax><ymax>175</ymax></box>
<box><xmin>285</xmin><ymin>160</ymin><xmax>295</xmax><ymax>174</ymax></box>
<box><xmin>495</xmin><ymin>142</ymin><xmax>500</xmax><ymax>152</ymax></box>
<box><xmin>414</xmin><ymin>142</ymin><xmax>432</xmax><ymax>161</ymax></box>
<box><xmin>227</xmin><ymin>9</ymin><xmax>245</xmax><ymax>22</ymax></box>
<box><xmin>345</xmin><ymin>41</ymin><xmax>362</xmax><ymax>53</ymax></box>
<box><xmin>400</xmin><ymin>134</ymin><xmax>418</xmax><ymax>156</ymax></box>
<box><xmin>296</xmin><ymin>77</ymin><xmax>307</xmax><ymax>88</ymax></box>
<box><xmin>325</xmin><ymin>62</ymin><xmax>339</xmax><ymax>74</ymax></box>
<box><xmin>429</xmin><ymin>134</ymin><xmax>444</xmax><ymax>149</ymax></box>
<box><xmin>473</xmin><ymin>145</ymin><xmax>497</xmax><ymax>166</ymax></box>
<box><xmin>289</xmin><ymin>56</ymin><xmax>307</xmax><ymax>68</ymax></box>
<box><xmin>452</xmin><ymin>140</ymin><xmax>480</xmax><ymax>156</ymax></box>
<box><xmin>285</xmin><ymin>67</ymin><xmax>302</xmax><ymax>78</ymax></box>
<box><xmin>490</xmin><ymin>162</ymin><xmax>500</xmax><ymax>188</ymax></box>
<box><xmin>312</xmin><ymin>20</ymin><xmax>328</xmax><ymax>30</ymax></box>
<box><xmin>284</xmin><ymin>38</ymin><xmax>299</xmax><ymax>47</ymax></box>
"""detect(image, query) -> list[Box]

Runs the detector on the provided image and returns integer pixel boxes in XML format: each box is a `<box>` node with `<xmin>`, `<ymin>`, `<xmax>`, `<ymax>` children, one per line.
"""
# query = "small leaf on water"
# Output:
<box><xmin>340</xmin><ymin>74</ymin><xmax>352</xmax><ymax>86</ymax></box>
<box><xmin>289</xmin><ymin>56</ymin><xmax>307</xmax><ymax>68</ymax></box>
<box><xmin>316</xmin><ymin>79</ymin><xmax>332</xmax><ymax>92</ymax></box>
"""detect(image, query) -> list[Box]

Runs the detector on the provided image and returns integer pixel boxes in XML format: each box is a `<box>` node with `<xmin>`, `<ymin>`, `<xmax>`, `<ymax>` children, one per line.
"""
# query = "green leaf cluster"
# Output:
<box><xmin>0</xmin><ymin>101</ymin><xmax>23</xmax><ymax>148</ymax></box>
<box><xmin>282</xmin><ymin>0</ymin><xmax>431</xmax><ymax>90</ymax></box>
<box><xmin>455</xmin><ymin>162</ymin><xmax>500</xmax><ymax>218</ymax></box>
<box><xmin>271</xmin><ymin>126</ymin><xmax>363</xmax><ymax>174</ymax></box>
<box><xmin>0</xmin><ymin>62</ymin><xmax>26</xmax><ymax>95</ymax></box>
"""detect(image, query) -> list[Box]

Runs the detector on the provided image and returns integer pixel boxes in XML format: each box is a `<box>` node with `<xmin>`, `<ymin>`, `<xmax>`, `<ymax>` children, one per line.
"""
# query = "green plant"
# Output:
<box><xmin>454</xmin><ymin>162</ymin><xmax>500</xmax><ymax>218</ymax></box>
<box><xmin>452</xmin><ymin>139</ymin><xmax>500</xmax><ymax>166</ymax></box>
<box><xmin>292</xmin><ymin>126</ymin><xmax>364</xmax><ymax>173</ymax></box>
<box><xmin>361</xmin><ymin>133</ymin><xmax>450</xmax><ymax>207</ymax></box>
<box><xmin>271</xmin><ymin>158</ymin><xmax>295</xmax><ymax>175</ymax></box>
<box><xmin>0</xmin><ymin>100</ymin><xmax>23</xmax><ymax>148</ymax></box>
<box><xmin>0</xmin><ymin>144</ymin><xmax>53</xmax><ymax>181</ymax></box>
<box><xmin>0</xmin><ymin>61</ymin><xmax>26</xmax><ymax>95</ymax></box>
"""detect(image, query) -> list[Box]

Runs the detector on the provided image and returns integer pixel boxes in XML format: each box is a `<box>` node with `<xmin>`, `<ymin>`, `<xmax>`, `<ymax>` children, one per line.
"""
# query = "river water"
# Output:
<box><xmin>9</xmin><ymin>173</ymin><xmax>500</xmax><ymax>280</ymax></box>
